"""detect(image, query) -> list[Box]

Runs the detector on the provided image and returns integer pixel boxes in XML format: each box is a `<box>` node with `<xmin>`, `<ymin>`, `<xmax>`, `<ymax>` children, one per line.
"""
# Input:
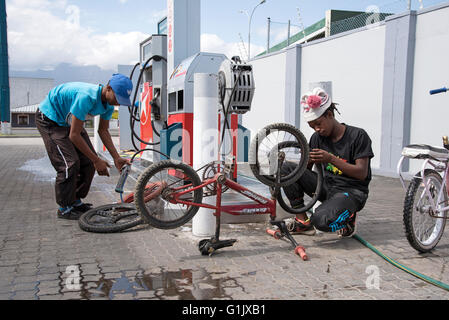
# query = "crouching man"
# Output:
<box><xmin>282</xmin><ymin>87</ymin><xmax>374</xmax><ymax>237</ymax></box>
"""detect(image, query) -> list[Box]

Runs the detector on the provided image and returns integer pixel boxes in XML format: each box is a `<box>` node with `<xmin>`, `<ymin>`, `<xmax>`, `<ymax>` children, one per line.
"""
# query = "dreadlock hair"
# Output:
<box><xmin>324</xmin><ymin>102</ymin><xmax>341</xmax><ymax>117</ymax></box>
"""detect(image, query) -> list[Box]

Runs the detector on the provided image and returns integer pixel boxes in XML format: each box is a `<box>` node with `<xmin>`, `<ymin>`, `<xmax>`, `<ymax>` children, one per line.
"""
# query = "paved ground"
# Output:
<box><xmin>1</xmin><ymin>137</ymin><xmax>449</xmax><ymax>301</ymax></box>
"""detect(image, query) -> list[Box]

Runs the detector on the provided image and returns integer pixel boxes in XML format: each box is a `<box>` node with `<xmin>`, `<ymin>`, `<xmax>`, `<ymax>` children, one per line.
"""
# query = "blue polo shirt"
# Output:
<box><xmin>39</xmin><ymin>82</ymin><xmax>115</xmax><ymax>127</ymax></box>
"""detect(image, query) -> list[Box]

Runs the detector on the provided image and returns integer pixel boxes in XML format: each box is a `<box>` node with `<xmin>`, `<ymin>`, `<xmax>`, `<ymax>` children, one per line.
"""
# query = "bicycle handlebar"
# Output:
<box><xmin>430</xmin><ymin>87</ymin><xmax>447</xmax><ymax>95</ymax></box>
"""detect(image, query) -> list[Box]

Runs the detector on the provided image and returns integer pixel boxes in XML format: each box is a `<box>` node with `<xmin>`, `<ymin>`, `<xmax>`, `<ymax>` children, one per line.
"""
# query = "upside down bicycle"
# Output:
<box><xmin>133</xmin><ymin>122</ymin><xmax>324</xmax><ymax>260</ymax></box>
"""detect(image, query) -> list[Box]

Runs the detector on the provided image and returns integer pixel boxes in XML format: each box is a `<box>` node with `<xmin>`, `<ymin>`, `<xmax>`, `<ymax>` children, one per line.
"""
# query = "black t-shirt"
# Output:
<box><xmin>309</xmin><ymin>124</ymin><xmax>374</xmax><ymax>205</ymax></box>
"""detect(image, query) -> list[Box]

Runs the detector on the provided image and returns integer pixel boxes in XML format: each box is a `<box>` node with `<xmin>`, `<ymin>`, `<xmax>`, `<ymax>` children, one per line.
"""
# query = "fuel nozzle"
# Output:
<box><xmin>443</xmin><ymin>136</ymin><xmax>449</xmax><ymax>150</ymax></box>
<box><xmin>150</xmin><ymin>88</ymin><xmax>161</xmax><ymax>120</ymax></box>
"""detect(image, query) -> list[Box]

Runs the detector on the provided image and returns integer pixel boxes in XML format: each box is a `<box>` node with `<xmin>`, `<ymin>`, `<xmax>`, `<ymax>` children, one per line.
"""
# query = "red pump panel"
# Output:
<box><xmin>168</xmin><ymin>113</ymin><xmax>194</xmax><ymax>166</ymax></box>
<box><xmin>140</xmin><ymin>82</ymin><xmax>154</xmax><ymax>150</ymax></box>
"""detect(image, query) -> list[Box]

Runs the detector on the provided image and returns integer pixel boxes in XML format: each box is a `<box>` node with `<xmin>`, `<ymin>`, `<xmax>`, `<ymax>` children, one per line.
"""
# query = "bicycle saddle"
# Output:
<box><xmin>402</xmin><ymin>144</ymin><xmax>449</xmax><ymax>160</ymax></box>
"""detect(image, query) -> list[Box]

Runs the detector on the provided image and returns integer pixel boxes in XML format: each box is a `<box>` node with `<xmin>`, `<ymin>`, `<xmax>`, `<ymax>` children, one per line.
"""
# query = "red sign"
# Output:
<box><xmin>140</xmin><ymin>82</ymin><xmax>154</xmax><ymax>150</ymax></box>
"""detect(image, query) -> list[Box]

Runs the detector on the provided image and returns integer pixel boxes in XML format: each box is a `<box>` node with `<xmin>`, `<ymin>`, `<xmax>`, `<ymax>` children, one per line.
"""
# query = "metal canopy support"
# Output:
<box><xmin>0</xmin><ymin>0</ymin><xmax>10</xmax><ymax>124</ymax></box>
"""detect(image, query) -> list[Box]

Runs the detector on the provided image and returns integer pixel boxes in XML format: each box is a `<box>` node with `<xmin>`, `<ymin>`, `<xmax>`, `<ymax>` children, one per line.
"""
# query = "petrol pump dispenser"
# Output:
<box><xmin>135</xmin><ymin>34</ymin><xmax>168</xmax><ymax>163</ymax></box>
<box><xmin>164</xmin><ymin>52</ymin><xmax>227</xmax><ymax>166</ymax></box>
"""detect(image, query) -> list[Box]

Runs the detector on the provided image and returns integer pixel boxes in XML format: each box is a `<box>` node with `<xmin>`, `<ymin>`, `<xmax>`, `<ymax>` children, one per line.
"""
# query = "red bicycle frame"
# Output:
<box><xmin>168</xmin><ymin>171</ymin><xmax>308</xmax><ymax>260</ymax></box>
<box><xmin>174</xmin><ymin>173</ymin><xmax>276</xmax><ymax>219</ymax></box>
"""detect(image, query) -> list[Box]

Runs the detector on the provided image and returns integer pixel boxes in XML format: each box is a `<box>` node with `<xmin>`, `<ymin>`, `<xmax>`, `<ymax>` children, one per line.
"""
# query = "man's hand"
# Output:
<box><xmin>309</xmin><ymin>148</ymin><xmax>334</xmax><ymax>164</ymax></box>
<box><xmin>114</xmin><ymin>157</ymin><xmax>130</xmax><ymax>172</ymax></box>
<box><xmin>98</xmin><ymin>118</ymin><xmax>130</xmax><ymax>173</ymax></box>
<box><xmin>94</xmin><ymin>158</ymin><xmax>111</xmax><ymax>176</ymax></box>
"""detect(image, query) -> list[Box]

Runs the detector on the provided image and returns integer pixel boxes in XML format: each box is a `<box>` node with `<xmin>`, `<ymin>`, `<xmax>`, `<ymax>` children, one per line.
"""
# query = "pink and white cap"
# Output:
<box><xmin>301</xmin><ymin>87</ymin><xmax>332</xmax><ymax>122</ymax></box>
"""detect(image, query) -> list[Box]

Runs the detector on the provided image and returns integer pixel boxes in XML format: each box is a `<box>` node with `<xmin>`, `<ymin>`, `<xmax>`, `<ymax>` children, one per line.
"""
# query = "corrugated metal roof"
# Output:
<box><xmin>11</xmin><ymin>104</ymin><xmax>40</xmax><ymax>113</ymax></box>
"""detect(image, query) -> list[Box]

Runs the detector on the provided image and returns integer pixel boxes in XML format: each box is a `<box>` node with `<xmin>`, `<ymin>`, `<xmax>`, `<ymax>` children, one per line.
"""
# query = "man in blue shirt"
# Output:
<box><xmin>36</xmin><ymin>74</ymin><xmax>133</xmax><ymax>220</ymax></box>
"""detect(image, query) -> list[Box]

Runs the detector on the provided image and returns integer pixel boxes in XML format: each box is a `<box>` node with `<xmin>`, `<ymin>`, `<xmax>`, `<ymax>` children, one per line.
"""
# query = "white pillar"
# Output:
<box><xmin>192</xmin><ymin>73</ymin><xmax>218</xmax><ymax>237</ymax></box>
<box><xmin>1</xmin><ymin>121</ymin><xmax>11</xmax><ymax>135</ymax></box>
<box><xmin>93</xmin><ymin>116</ymin><xmax>103</xmax><ymax>153</ymax></box>
<box><xmin>167</xmin><ymin>0</ymin><xmax>201</xmax><ymax>77</ymax></box>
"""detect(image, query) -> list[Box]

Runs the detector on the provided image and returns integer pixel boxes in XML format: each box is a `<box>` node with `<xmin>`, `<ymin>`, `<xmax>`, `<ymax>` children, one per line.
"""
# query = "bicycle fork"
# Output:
<box><xmin>266</xmin><ymin>152</ymin><xmax>308</xmax><ymax>261</ymax></box>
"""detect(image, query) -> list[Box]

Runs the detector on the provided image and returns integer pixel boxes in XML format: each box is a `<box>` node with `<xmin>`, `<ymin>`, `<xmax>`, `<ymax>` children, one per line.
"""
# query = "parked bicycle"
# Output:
<box><xmin>397</xmin><ymin>86</ymin><xmax>449</xmax><ymax>253</ymax></box>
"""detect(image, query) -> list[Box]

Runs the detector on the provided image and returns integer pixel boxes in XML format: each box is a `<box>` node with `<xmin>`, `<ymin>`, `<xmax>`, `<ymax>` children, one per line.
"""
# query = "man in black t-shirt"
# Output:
<box><xmin>281</xmin><ymin>87</ymin><xmax>374</xmax><ymax>238</ymax></box>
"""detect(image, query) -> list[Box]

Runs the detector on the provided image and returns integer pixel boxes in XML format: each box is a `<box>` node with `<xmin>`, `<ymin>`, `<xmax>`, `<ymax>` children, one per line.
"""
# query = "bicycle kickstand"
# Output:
<box><xmin>265</xmin><ymin>151</ymin><xmax>308</xmax><ymax>260</ymax></box>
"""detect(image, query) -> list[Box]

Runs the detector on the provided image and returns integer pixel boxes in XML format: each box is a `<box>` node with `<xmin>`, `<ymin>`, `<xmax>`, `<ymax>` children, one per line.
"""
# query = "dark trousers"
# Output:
<box><xmin>36</xmin><ymin>109</ymin><xmax>96</xmax><ymax>208</ymax></box>
<box><xmin>281</xmin><ymin>162</ymin><xmax>364</xmax><ymax>232</ymax></box>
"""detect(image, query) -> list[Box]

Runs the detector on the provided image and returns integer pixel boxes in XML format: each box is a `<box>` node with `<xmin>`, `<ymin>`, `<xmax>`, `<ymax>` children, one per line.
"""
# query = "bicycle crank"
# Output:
<box><xmin>198</xmin><ymin>239</ymin><xmax>237</xmax><ymax>256</ymax></box>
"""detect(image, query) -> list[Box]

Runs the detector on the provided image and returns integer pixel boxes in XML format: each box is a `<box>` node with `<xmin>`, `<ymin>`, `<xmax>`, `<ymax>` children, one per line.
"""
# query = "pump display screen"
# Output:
<box><xmin>142</xmin><ymin>43</ymin><xmax>152</xmax><ymax>62</ymax></box>
<box><xmin>158</xmin><ymin>17</ymin><xmax>167</xmax><ymax>35</ymax></box>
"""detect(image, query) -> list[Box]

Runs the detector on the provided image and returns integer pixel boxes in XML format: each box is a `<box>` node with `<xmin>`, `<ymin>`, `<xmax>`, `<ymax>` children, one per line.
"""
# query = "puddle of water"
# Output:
<box><xmin>17</xmin><ymin>156</ymin><xmax>56</xmax><ymax>182</ymax></box>
<box><xmin>16</xmin><ymin>156</ymin><xmax>118</xmax><ymax>197</ymax></box>
<box><xmin>59</xmin><ymin>267</ymin><xmax>244</xmax><ymax>300</ymax></box>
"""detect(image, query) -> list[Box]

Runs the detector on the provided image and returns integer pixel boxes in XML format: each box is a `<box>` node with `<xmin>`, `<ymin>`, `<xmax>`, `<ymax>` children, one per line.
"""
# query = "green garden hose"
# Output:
<box><xmin>238</xmin><ymin>173</ymin><xmax>449</xmax><ymax>292</ymax></box>
<box><xmin>353</xmin><ymin>234</ymin><xmax>449</xmax><ymax>292</ymax></box>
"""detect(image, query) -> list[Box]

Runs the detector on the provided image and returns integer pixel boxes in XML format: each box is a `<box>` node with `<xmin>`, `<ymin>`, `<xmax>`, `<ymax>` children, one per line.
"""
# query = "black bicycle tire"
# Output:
<box><xmin>249</xmin><ymin>123</ymin><xmax>309</xmax><ymax>187</ymax></box>
<box><xmin>403</xmin><ymin>169</ymin><xmax>447</xmax><ymax>253</ymax></box>
<box><xmin>277</xmin><ymin>163</ymin><xmax>324</xmax><ymax>214</ymax></box>
<box><xmin>134</xmin><ymin>160</ymin><xmax>203</xmax><ymax>229</ymax></box>
<box><xmin>78</xmin><ymin>203</ymin><xmax>144</xmax><ymax>233</ymax></box>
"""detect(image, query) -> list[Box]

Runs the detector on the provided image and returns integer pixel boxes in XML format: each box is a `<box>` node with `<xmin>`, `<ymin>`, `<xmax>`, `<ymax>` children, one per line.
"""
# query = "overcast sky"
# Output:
<box><xmin>6</xmin><ymin>0</ymin><xmax>448</xmax><ymax>71</ymax></box>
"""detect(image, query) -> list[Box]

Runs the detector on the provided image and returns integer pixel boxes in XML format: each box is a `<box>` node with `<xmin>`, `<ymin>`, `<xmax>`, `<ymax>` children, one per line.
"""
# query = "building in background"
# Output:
<box><xmin>10</xmin><ymin>103</ymin><xmax>39</xmax><ymax>128</ymax></box>
<box><xmin>8</xmin><ymin>77</ymin><xmax>54</xmax><ymax>128</ymax></box>
<box><xmin>10</xmin><ymin>77</ymin><xmax>54</xmax><ymax>110</ymax></box>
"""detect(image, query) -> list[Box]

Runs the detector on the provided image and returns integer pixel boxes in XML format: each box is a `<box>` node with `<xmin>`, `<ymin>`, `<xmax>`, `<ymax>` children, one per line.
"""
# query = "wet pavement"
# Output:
<box><xmin>1</xmin><ymin>137</ymin><xmax>449</xmax><ymax>301</ymax></box>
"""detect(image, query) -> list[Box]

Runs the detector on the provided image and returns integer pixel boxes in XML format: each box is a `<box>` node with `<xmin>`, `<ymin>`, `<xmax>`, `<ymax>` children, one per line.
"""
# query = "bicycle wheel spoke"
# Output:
<box><xmin>135</xmin><ymin>161</ymin><xmax>203</xmax><ymax>229</ymax></box>
<box><xmin>411</xmin><ymin>174</ymin><xmax>446</xmax><ymax>247</ymax></box>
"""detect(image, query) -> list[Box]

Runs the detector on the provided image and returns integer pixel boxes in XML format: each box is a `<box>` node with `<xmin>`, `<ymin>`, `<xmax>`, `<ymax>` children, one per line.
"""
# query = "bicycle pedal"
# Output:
<box><xmin>198</xmin><ymin>239</ymin><xmax>237</xmax><ymax>256</ymax></box>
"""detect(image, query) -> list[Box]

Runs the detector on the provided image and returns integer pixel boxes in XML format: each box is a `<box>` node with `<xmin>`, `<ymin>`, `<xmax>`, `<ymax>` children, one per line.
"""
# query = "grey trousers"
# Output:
<box><xmin>36</xmin><ymin>109</ymin><xmax>96</xmax><ymax>208</ymax></box>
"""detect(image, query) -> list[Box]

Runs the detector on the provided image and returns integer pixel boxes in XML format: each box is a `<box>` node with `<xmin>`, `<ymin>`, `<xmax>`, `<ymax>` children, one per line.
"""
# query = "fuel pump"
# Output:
<box><xmin>128</xmin><ymin>35</ymin><xmax>168</xmax><ymax>163</ymax></box>
<box><xmin>164</xmin><ymin>52</ymin><xmax>227</xmax><ymax>166</ymax></box>
<box><xmin>126</xmin><ymin>50</ymin><xmax>254</xmax><ymax>173</ymax></box>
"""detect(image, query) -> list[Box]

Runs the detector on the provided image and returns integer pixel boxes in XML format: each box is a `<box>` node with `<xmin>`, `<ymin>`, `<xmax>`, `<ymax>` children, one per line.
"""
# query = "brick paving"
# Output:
<box><xmin>1</xmin><ymin>137</ymin><xmax>449</xmax><ymax>300</ymax></box>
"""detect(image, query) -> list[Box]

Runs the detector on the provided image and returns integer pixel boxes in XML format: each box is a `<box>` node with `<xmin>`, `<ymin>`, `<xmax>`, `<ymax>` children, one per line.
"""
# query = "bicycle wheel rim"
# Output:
<box><xmin>249</xmin><ymin>123</ymin><xmax>309</xmax><ymax>187</ymax></box>
<box><xmin>135</xmin><ymin>160</ymin><xmax>203</xmax><ymax>229</ymax></box>
<box><xmin>411</xmin><ymin>173</ymin><xmax>447</xmax><ymax>248</ymax></box>
<box><xmin>277</xmin><ymin>163</ymin><xmax>324</xmax><ymax>214</ymax></box>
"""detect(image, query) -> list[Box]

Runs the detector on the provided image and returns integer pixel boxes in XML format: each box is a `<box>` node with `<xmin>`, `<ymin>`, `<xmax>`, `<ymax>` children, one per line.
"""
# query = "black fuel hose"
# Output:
<box><xmin>128</xmin><ymin>55</ymin><xmax>167</xmax><ymax>150</ymax></box>
<box><xmin>127</xmin><ymin>62</ymin><xmax>140</xmax><ymax>118</ymax></box>
<box><xmin>130</xmin><ymin>148</ymin><xmax>170</xmax><ymax>163</ymax></box>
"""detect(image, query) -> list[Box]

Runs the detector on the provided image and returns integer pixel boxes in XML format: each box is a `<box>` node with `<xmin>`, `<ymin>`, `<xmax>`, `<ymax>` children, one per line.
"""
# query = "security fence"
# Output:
<box><xmin>330</xmin><ymin>12</ymin><xmax>393</xmax><ymax>36</ymax></box>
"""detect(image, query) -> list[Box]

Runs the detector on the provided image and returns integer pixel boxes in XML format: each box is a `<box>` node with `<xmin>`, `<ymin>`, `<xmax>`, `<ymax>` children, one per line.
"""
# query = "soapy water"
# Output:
<box><xmin>17</xmin><ymin>156</ymin><xmax>56</xmax><ymax>182</ymax></box>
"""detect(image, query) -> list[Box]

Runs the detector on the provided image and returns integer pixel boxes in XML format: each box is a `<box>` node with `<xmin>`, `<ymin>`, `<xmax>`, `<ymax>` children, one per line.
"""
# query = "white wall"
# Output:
<box><xmin>10</xmin><ymin>77</ymin><xmax>54</xmax><ymax>109</ymax></box>
<box><xmin>239</xmin><ymin>4</ymin><xmax>449</xmax><ymax>177</ymax></box>
<box><xmin>300</xmin><ymin>25</ymin><xmax>386</xmax><ymax>169</ymax></box>
<box><xmin>242</xmin><ymin>52</ymin><xmax>287</xmax><ymax>136</ymax></box>
<box><xmin>409</xmin><ymin>5</ymin><xmax>449</xmax><ymax>174</ymax></box>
